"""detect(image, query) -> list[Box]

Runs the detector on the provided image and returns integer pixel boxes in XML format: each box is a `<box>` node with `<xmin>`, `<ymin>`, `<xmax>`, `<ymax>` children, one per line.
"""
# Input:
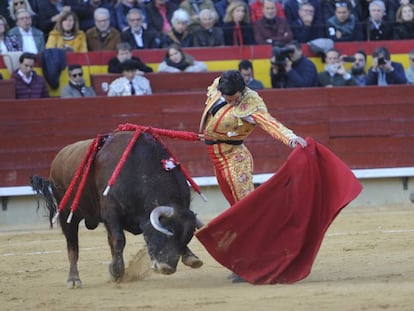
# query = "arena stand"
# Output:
<box><xmin>1</xmin><ymin>40</ymin><xmax>413</xmax><ymax>97</ymax></box>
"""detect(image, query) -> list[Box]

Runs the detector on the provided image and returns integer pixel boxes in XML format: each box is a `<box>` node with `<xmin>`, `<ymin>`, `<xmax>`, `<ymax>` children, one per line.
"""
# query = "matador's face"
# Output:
<box><xmin>223</xmin><ymin>92</ymin><xmax>242</xmax><ymax>106</ymax></box>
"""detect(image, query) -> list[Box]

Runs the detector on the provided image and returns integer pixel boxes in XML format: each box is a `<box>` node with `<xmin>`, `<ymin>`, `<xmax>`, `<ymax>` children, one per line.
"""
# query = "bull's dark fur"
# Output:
<box><xmin>38</xmin><ymin>131</ymin><xmax>199</xmax><ymax>287</ymax></box>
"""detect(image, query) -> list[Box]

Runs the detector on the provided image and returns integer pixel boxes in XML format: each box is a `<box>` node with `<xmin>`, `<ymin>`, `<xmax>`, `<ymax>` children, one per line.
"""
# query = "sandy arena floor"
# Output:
<box><xmin>1</xmin><ymin>204</ymin><xmax>413</xmax><ymax>311</ymax></box>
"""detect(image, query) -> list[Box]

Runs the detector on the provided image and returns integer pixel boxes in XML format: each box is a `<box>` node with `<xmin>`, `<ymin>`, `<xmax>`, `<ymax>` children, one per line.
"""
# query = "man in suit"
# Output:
<box><xmin>8</xmin><ymin>8</ymin><xmax>45</xmax><ymax>54</ymax></box>
<box><xmin>120</xmin><ymin>8</ymin><xmax>163</xmax><ymax>49</ymax></box>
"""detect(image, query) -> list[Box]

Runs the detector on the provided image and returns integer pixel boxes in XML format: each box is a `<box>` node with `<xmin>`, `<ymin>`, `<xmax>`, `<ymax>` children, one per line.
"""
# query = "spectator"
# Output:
<box><xmin>37</xmin><ymin>0</ymin><xmax>71</xmax><ymax>40</ymax></box>
<box><xmin>363</xmin><ymin>0</ymin><xmax>393</xmax><ymax>41</ymax></box>
<box><xmin>405</xmin><ymin>49</ymin><xmax>414</xmax><ymax>84</ymax></box>
<box><xmin>393</xmin><ymin>3</ymin><xmax>414</xmax><ymax>39</ymax></box>
<box><xmin>114</xmin><ymin>0</ymin><xmax>145</xmax><ymax>32</ymax></box>
<box><xmin>366</xmin><ymin>46</ymin><xmax>407</xmax><ymax>85</ymax></box>
<box><xmin>120</xmin><ymin>8</ymin><xmax>163</xmax><ymax>49</ymax></box>
<box><xmin>214</xmin><ymin>0</ymin><xmax>232</xmax><ymax>25</ymax></box>
<box><xmin>8</xmin><ymin>8</ymin><xmax>45</xmax><ymax>54</ymax></box>
<box><xmin>238</xmin><ymin>59</ymin><xmax>264</xmax><ymax>90</ymax></box>
<box><xmin>157</xmin><ymin>43</ymin><xmax>207</xmax><ymax>72</ymax></box>
<box><xmin>317</xmin><ymin>48</ymin><xmax>357</xmax><ymax>87</ymax></box>
<box><xmin>145</xmin><ymin>0</ymin><xmax>179</xmax><ymax>36</ymax></box>
<box><xmin>271</xmin><ymin>40</ymin><xmax>318</xmax><ymax>88</ymax></box>
<box><xmin>12</xmin><ymin>52</ymin><xmax>49</xmax><ymax>98</ymax></box>
<box><xmin>289</xmin><ymin>2</ymin><xmax>324</xmax><ymax>43</ymax></box>
<box><xmin>250</xmin><ymin>0</ymin><xmax>285</xmax><ymax>24</ymax></box>
<box><xmin>61</xmin><ymin>64</ymin><xmax>96</xmax><ymax>98</ymax></box>
<box><xmin>180</xmin><ymin>0</ymin><xmax>218</xmax><ymax>31</ymax></box>
<box><xmin>86</xmin><ymin>7</ymin><xmax>121</xmax><ymax>51</ymax></box>
<box><xmin>69</xmin><ymin>0</ymin><xmax>117</xmax><ymax>32</ymax></box>
<box><xmin>321</xmin><ymin>0</ymin><xmax>363</xmax><ymax>24</ymax></box>
<box><xmin>326</xmin><ymin>1</ymin><xmax>363</xmax><ymax>42</ymax></box>
<box><xmin>0</xmin><ymin>14</ymin><xmax>21</xmax><ymax>53</ymax></box>
<box><xmin>254</xmin><ymin>0</ymin><xmax>293</xmax><ymax>45</ymax></box>
<box><xmin>108</xmin><ymin>59</ymin><xmax>152</xmax><ymax>96</ymax></box>
<box><xmin>350</xmin><ymin>50</ymin><xmax>368</xmax><ymax>86</ymax></box>
<box><xmin>285</xmin><ymin>0</ymin><xmax>323</xmax><ymax>28</ymax></box>
<box><xmin>8</xmin><ymin>0</ymin><xmax>38</xmax><ymax>28</ymax></box>
<box><xmin>359</xmin><ymin>0</ymin><xmax>398</xmax><ymax>22</ymax></box>
<box><xmin>108</xmin><ymin>42</ymin><xmax>153</xmax><ymax>74</ymax></box>
<box><xmin>163</xmin><ymin>8</ymin><xmax>193</xmax><ymax>47</ymax></box>
<box><xmin>222</xmin><ymin>0</ymin><xmax>255</xmax><ymax>46</ymax></box>
<box><xmin>46</xmin><ymin>11</ymin><xmax>87</xmax><ymax>52</ymax></box>
<box><xmin>192</xmin><ymin>8</ymin><xmax>225</xmax><ymax>47</ymax></box>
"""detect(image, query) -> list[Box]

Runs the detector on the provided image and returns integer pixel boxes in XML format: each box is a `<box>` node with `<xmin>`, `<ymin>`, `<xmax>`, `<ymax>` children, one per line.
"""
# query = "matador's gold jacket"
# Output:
<box><xmin>199</xmin><ymin>77</ymin><xmax>297</xmax><ymax>146</ymax></box>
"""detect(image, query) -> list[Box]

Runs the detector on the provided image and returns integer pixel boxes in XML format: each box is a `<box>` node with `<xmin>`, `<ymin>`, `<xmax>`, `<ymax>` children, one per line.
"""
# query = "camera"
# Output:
<box><xmin>378</xmin><ymin>57</ymin><xmax>386</xmax><ymax>65</ymax></box>
<box><xmin>342</xmin><ymin>56</ymin><xmax>356</xmax><ymax>63</ymax></box>
<box><xmin>271</xmin><ymin>45</ymin><xmax>295</xmax><ymax>69</ymax></box>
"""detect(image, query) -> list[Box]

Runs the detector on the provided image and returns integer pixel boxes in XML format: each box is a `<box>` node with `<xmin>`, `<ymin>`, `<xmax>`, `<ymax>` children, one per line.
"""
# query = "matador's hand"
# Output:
<box><xmin>289</xmin><ymin>136</ymin><xmax>307</xmax><ymax>148</ymax></box>
<box><xmin>198</xmin><ymin>133</ymin><xmax>205</xmax><ymax>141</ymax></box>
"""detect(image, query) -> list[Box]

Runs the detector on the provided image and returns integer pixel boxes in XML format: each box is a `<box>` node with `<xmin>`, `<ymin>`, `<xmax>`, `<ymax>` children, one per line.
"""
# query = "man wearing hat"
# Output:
<box><xmin>107</xmin><ymin>59</ymin><xmax>152</xmax><ymax>96</ymax></box>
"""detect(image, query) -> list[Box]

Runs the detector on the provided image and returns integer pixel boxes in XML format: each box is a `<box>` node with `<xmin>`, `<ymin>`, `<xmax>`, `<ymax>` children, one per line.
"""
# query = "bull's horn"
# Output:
<box><xmin>150</xmin><ymin>206</ymin><xmax>174</xmax><ymax>236</ymax></box>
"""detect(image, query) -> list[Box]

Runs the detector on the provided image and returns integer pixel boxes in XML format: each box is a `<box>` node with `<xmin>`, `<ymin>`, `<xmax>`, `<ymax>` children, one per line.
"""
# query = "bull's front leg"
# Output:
<box><xmin>103</xmin><ymin>210</ymin><xmax>126</xmax><ymax>281</ymax></box>
<box><xmin>60</xmin><ymin>217</ymin><xmax>82</xmax><ymax>288</ymax></box>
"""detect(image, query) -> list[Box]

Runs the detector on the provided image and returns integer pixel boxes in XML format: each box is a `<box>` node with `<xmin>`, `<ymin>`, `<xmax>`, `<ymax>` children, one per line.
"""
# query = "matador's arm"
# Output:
<box><xmin>250</xmin><ymin>109</ymin><xmax>298</xmax><ymax>147</ymax></box>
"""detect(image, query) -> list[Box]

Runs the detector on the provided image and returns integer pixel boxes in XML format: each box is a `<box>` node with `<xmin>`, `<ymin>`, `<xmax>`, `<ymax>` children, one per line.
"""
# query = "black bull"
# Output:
<box><xmin>39</xmin><ymin>131</ymin><xmax>203</xmax><ymax>288</ymax></box>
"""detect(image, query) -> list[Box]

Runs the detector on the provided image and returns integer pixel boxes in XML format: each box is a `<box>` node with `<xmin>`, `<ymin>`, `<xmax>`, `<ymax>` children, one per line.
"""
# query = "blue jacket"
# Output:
<box><xmin>271</xmin><ymin>56</ymin><xmax>318</xmax><ymax>88</ymax></box>
<box><xmin>366</xmin><ymin>62</ymin><xmax>407</xmax><ymax>86</ymax></box>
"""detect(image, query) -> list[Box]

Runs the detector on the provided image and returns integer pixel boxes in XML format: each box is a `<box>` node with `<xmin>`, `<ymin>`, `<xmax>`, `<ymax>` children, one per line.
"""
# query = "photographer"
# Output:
<box><xmin>317</xmin><ymin>48</ymin><xmax>357</xmax><ymax>87</ymax></box>
<box><xmin>270</xmin><ymin>40</ymin><xmax>318</xmax><ymax>88</ymax></box>
<box><xmin>366</xmin><ymin>47</ymin><xmax>407</xmax><ymax>86</ymax></box>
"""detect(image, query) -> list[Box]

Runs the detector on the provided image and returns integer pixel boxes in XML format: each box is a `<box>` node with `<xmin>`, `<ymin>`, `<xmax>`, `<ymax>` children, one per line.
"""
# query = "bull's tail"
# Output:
<box><xmin>30</xmin><ymin>175</ymin><xmax>58</xmax><ymax>228</ymax></box>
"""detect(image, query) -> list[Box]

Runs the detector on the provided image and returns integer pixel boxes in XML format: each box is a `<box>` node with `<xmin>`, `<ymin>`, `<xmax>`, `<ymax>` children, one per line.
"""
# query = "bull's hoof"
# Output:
<box><xmin>67</xmin><ymin>278</ymin><xmax>82</xmax><ymax>289</ymax></box>
<box><xmin>181</xmin><ymin>254</ymin><xmax>203</xmax><ymax>269</ymax></box>
<box><xmin>151</xmin><ymin>261</ymin><xmax>176</xmax><ymax>275</ymax></box>
<box><xmin>109</xmin><ymin>256</ymin><xmax>125</xmax><ymax>281</ymax></box>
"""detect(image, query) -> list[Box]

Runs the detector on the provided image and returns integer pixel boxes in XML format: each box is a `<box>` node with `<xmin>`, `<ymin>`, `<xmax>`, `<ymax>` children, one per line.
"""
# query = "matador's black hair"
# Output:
<box><xmin>218</xmin><ymin>70</ymin><xmax>246</xmax><ymax>95</ymax></box>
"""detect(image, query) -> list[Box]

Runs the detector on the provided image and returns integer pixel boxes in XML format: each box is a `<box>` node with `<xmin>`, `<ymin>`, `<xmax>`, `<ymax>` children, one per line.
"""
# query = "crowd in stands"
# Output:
<box><xmin>0</xmin><ymin>0</ymin><xmax>412</xmax><ymax>98</ymax></box>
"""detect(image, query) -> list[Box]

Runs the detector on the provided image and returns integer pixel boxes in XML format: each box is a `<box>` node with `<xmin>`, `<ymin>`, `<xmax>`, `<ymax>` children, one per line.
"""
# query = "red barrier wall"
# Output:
<box><xmin>2</xmin><ymin>85</ymin><xmax>414</xmax><ymax>187</ymax></box>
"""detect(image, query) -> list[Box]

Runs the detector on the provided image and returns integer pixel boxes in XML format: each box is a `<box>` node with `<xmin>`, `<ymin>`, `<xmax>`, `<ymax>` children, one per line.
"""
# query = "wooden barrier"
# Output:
<box><xmin>1</xmin><ymin>85</ymin><xmax>414</xmax><ymax>188</ymax></box>
<box><xmin>90</xmin><ymin>71</ymin><xmax>222</xmax><ymax>96</ymax></box>
<box><xmin>0</xmin><ymin>79</ymin><xmax>16</xmax><ymax>99</ymax></box>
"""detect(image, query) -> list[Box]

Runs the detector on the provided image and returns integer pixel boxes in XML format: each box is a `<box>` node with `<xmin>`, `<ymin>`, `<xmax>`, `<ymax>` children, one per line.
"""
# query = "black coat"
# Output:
<box><xmin>107</xmin><ymin>56</ymin><xmax>153</xmax><ymax>74</ymax></box>
<box><xmin>393</xmin><ymin>22</ymin><xmax>414</xmax><ymax>40</ymax></box>
<box><xmin>363</xmin><ymin>20</ymin><xmax>394</xmax><ymax>41</ymax></box>
<box><xmin>121</xmin><ymin>28</ymin><xmax>163</xmax><ymax>49</ymax></box>
<box><xmin>222</xmin><ymin>22</ymin><xmax>255</xmax><ymax>46</ymax></box>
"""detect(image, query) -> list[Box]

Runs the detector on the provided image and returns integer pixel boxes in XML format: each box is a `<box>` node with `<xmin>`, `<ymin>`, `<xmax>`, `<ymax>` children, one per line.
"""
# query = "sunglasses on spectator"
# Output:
<box><xmin>335</xmin><ymin>2</ymin><xmax>348</xmax><ymax>7</ymax></box>
<box><xmin>71</xmin><ymin>73</ymin><xmax>83</xmax><ymax>77</ymax></box>
<box><xmin>14</xmin><ymin>1</ymin><xmax>25</xmax><ymax>5</ymax></box>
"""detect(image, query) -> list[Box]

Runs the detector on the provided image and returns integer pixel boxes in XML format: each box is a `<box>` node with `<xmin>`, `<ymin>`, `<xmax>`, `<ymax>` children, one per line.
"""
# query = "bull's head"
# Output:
<box><xmin>141</xmin><ymin>206</ymin><xmax>200</xmax><ymax>275</ymax></box>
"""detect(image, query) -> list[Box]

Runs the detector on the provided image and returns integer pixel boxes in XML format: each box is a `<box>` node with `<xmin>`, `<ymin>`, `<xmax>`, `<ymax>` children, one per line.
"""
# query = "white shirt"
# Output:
<box><xmin>107</xmin><ymin>76</ymin><xmax>152</xmax><ymax>96</ymax></box>
<box><xmin>19</xmin><ymin>27</ymin><xmax>38</xmax><ymax>54</ymax></box>
<box><xmin>0</xmin><ymin>40</ymin><xmax>7</xmax><ymax>54</ymax></box>
<box><xmin>132</xmin><ymin>30</ymin><xmax>144</xmax><ymax>48</ymax></box>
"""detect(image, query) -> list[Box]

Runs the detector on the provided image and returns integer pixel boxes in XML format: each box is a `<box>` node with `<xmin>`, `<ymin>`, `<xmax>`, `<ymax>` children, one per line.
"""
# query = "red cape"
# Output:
<box><xmin>196</xmin><ymin>137</ymin><xmax>362</xmax><ymax>284</ymax></box>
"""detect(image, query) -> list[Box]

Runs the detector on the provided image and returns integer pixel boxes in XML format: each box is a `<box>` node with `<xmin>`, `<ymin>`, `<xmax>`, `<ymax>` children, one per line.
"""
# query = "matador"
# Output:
<box><xmin>199</xmin><ymin>70</ymin><xmax>306</xmax><ymax>205</ymax></box>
